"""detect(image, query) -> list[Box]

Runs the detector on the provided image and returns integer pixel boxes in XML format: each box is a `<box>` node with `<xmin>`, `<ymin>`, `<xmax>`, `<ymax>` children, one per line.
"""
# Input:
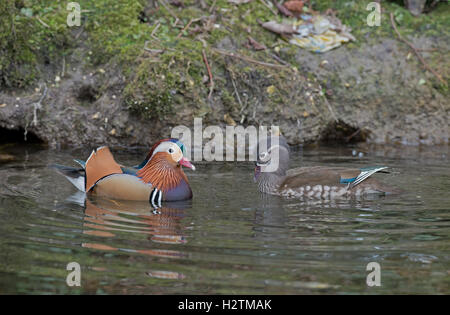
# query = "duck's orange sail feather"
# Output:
<box><xmin>85</xmin><ymin>146</ymin><xmax>123</xmax><ymax>192</ymax></box>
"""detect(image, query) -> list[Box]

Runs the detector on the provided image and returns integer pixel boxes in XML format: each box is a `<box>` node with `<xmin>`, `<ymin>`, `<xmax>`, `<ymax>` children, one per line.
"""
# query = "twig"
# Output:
<box><xmin>61</xmin><ymin>56</ymin><xmax>65</xmax><ymax>78</ymax></box>
<box><xmin>177</xmin><ymin>18</ymin><xmax>201</xmax><ymax>38</ymax></box>
<box><xmin>272</xmin><ymin>0</ymin><xmax>293</xmax><ymax>17</ymax></box>
<box><xmin>202</xmin><ymin>49</ymin><xmax>214</xmax><ymax>99</ymax></box>
<box><xmin>158</xmin><ymin>0</ymin><xmax>182</xmax><ymax>27</ymax></box>
<box><xmin>322</xmin><ymin>95</ymin><xmax>338</xmax><ymax>122</ymax></box>
<box><xmin>75</xmin><ymin>28</ymin><xmax>84</xmax><ymax>39</ymax></box>
<box><xmin>416</xmin><ymin>48</ymin><xmax>438</xmax><ymax>52</ymax></box>
<box><xmin>390</xmin><ymin>12</ymin><xmax>446</xmax><ymax>85</ymax></box>
<box><xmin>232</xmin><ymin>77</ymin><xmax>244</xmax><ymax>111</ymax></box>
<box><xmin>36</xmin><ymin>16</ymin><xmax>49</xmax><ymax>28</ymax></box>
<box><xmin>345</xmin><ymin>128</ymin><xmax>361</xmax><ymax>142</ymax></box>
<box><xmin>260</xmin><ymin>0</ymin><xmax>278</xmax><ymax>16</ymax></box>
<box><xmin>144</xmin><ymin>41</ymin><xmax>164</xmax><ymax>54</ymax></box>
<box><xmin>209</xmin><ymin>0</ymin><xmax>217</xmax><ymax>13</ymax></box>
<box><xmin>269</xmin><ymin>53</ymin><xmax>289</xmax><ymax>66</ymax></box>
<box><xmin>212</xmin><ymin>48</ymin><xmax>288</xmax><ymax>69</ymax></box>
<box><xmin>151</xmin><ymin>22</ymin><xmax>161</xmax><ymax>39</ymax></box>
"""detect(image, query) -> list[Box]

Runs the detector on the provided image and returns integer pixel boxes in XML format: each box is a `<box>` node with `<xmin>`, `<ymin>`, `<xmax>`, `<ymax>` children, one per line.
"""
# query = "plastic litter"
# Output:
<box><xmin>289</xmin><ymin>14</ymin><xmax>355</xmax><ymax>53</ymax></box>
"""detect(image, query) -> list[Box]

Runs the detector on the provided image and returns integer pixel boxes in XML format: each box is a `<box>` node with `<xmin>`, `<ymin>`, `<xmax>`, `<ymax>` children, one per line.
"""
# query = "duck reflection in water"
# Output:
<box><xmin>68</xmin><ymin>192</ymin><xmax>190</xmax><ymax>280</ymax></box>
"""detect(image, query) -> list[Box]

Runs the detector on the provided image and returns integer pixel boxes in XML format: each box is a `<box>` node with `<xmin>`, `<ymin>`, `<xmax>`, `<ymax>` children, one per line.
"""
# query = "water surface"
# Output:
<box><xmin>0</xmin><ymin>144</ymin><xmax>449</xmax><ymax>294</ymax></box>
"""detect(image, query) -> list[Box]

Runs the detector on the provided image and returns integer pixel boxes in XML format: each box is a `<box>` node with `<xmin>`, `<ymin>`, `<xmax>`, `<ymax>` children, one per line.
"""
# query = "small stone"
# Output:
<box><xmin>112</xmin><ymin>95</ymin><xmax>116</xmax><ymax>99</ymax></box>
<box><xmin>109</xmin><ymin>128</ymin><xmax>116</xmax><ymax>136</ymax></box>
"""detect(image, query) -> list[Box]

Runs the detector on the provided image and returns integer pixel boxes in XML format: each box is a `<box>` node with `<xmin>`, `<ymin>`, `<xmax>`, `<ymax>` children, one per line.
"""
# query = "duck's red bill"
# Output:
<box><xmin>179</xmin><ymin>157</ymin><xmax>195</xmax><ymax>170</ymax></box>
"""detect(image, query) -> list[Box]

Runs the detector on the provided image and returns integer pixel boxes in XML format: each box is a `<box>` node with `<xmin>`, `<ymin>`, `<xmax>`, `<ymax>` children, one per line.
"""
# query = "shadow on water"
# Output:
<box><xmin>0</xmin><ymin>143</ymin><xmax>449</xmax><ymax>294</ymax></box>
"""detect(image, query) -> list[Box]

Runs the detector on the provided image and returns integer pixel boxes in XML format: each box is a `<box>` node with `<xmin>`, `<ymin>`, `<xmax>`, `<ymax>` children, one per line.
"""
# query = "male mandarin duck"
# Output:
<box><xmin>52</xmin><ymin>138</ymin><xmax>195</xmax><ymax>206</ymax></box>
<box><xmin>254</xmin><ymin>136</ymin><xmax>399</xmax><ymax>198</ymax></box>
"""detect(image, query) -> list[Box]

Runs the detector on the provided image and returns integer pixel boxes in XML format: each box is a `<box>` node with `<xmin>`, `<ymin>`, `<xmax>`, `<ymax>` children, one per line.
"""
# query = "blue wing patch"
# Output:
<box><xmin>340</xmin><ymin>176</ymin><xmax>357</xmax><ymax>184</ymax></box>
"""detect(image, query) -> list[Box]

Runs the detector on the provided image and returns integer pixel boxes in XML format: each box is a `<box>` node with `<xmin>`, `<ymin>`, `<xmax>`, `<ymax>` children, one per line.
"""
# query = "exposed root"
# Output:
<box><xmin>390</xmin><ymin>12</ymin><xmax>446</xmax><ymax>86</ymax></box>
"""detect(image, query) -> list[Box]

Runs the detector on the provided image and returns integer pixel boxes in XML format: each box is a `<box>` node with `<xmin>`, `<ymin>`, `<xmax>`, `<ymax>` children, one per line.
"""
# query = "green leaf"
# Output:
<box><xmin>20</xmin><ymin>8</ymin><xmax>33</xmax><ymax>17</ymax></box>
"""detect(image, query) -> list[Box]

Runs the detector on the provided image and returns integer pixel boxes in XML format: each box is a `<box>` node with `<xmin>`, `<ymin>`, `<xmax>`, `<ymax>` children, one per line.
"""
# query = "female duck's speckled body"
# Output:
<box><xmin>254</xmin><ymin>136</ymin><xmax>399</xmax><ymax>199</ymax></box>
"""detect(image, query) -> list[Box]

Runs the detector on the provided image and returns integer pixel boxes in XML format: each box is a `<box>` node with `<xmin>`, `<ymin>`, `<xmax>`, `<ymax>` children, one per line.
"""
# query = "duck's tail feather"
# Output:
<box><xmin>49</xmin><ymin>164</ymin><xmax>85</xmax><ymax>192</ymax></box>
<box><xmin>350</xmin><ymin>166</ymin><xmax>389</xmax><ymax>188</ymax></box>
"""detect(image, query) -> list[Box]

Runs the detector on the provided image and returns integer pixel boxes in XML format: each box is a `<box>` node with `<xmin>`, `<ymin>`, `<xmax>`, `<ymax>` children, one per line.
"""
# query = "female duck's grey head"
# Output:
<box><xmin>254</xmin><ymin>135</ymin><xmax>290</xmax><ymax>191</ymax></box>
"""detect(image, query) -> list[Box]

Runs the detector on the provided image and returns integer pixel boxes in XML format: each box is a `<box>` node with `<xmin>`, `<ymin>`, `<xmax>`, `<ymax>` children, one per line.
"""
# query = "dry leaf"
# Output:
<box><xmin>284</xmin><ymin>1</ymin><xmax>304</xmax><ymax>13</ymax></box>
<box><xmin>274</xmin><ymin>1</ymin><xmax>293</xmax><ymax>17</ymax></box>
<box><xmin>248</xmin><ymin>36</ymin><xmax>267</xmax><ymax>51</ymax></box>
<box><xmin>262</xmin><ymin>21</ymin><xmax>296</xmax><ymax>36</ymax></box>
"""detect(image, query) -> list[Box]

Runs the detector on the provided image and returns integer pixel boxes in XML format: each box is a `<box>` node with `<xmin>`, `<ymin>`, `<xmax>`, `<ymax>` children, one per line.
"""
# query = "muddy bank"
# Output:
<box><xmin>0</xmin><ymin>1</ymin><xmax>448</xmax><ymax>148</ymax></box>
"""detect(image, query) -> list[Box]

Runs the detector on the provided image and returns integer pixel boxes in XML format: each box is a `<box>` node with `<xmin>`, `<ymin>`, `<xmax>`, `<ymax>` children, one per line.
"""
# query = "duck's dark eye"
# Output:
<box><xmin>168</xmin><ymin>148</ymin><xmax>174</xmax><ymax>154</ymax></box>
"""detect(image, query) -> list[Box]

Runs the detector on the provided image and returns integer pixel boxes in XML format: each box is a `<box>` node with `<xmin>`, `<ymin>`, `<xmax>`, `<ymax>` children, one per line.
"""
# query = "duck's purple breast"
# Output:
<box><xmin>164</xmin><ymin>179</ymin><xmax>192</xmax><ymax>201</ymax></box>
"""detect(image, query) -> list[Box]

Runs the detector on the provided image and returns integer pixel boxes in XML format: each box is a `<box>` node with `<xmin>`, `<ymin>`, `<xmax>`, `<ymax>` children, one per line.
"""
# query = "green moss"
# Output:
<box><xmin>2</xmin><ymin>0</ymin><xmax>447</xmax><ymax>115</ymax></box>
<box><xmin>82</xmin><ymin>0</ymin><xmax>148</xmax><ymax>65</ymax></box>
<box><xmin>123</xmin><ymin>38</ymin><xmax>207</xmax><ymax>120</ymax></box>
<box><xmin>0</xmin><ymin>0</ymin><xmax>72</xmax><ymax>88</ymax></box>
<box><xmin>0</xmin><ymin>0</ymin><xmax>37</xmax><ymax>87</ymax></box>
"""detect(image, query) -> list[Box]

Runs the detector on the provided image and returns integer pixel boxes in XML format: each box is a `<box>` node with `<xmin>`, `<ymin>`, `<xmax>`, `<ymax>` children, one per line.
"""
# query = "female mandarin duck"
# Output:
<box><xmin>52</xmin><ymin>138</ymin><xmax>195</xmax><ymax>206</ymax></box>
<box><xmin>254</xmin><ymin>135</ymin><xmax>399</xmax><ymax>198</ymax></box>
